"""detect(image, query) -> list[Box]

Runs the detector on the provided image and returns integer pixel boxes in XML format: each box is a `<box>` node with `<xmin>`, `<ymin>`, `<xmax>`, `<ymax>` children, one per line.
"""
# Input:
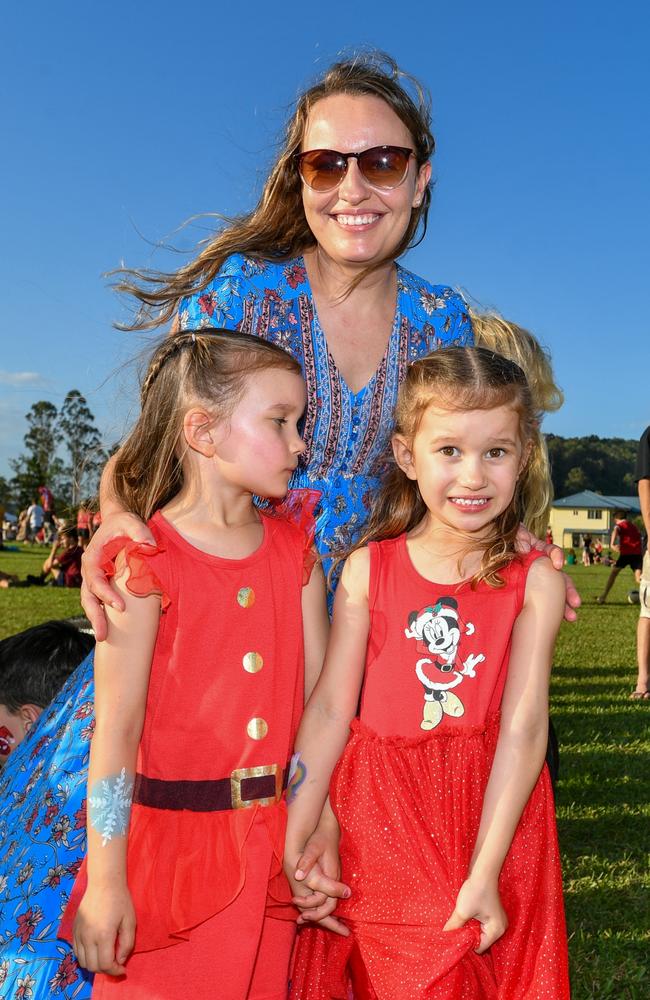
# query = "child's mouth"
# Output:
<box><xmin>449</xmin><ymin>497</ymin><xmax>490</xmax><ymax>510</ymax></box>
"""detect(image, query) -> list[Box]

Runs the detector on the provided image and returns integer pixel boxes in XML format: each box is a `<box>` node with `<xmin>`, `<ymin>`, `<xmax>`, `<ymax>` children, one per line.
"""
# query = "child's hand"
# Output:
<box><xmin>515</xmin><ymin>524</ymin><xmax>580</xmax><ymax>622</ymax></box>
<box><xmin>72</xmin><ymin>884</ymin><xmax>136</xmax><ymax>976</ymax></box>
<box><xmin>443</xmin><ymin>877</ymin><xmax>508</xmax><ymax>954</ymax></box>
<box><xmin>284</xmin><ymin>843</ymin><xmax>350</xmax><ymax>937</ymax></box>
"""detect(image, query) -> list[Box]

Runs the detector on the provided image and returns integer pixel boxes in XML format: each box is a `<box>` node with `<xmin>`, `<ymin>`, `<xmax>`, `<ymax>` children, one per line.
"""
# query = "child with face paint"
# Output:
<box><xmin>59</xmin><ymin>330</ymin><xmax>331</xmax><ymax>1000</ymax></box>
<box><xmin>0</xmin><ymin>620</ymin><xmax>94</xmax><ymax>764</ymax></box>
<box><xmin>286</xmin><ymin>347</ymin><xmax>570</xmax><ymax>999</ymax></box>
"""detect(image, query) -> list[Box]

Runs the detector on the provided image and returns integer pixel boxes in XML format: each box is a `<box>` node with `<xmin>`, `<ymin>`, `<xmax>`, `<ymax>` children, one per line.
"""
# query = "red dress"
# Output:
<box><xmin>290</xmin><ymin>535</ymin><xmax>570</xmax><ymax>999</ymax></box>
<box><xmin>61</xmin><ymin>493</ymin><xmax>318</xmax><ymax>998</ymax></box>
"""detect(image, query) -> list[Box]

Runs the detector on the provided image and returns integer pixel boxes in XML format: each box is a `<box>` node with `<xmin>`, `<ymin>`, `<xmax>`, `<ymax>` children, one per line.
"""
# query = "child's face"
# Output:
<box><xmin>0</xmin><ymin>705</ymin><xmax>23</xmax><ymax>763</ymax></box>
<box><xmin>211</xmin><ymin>368</ymin><xmax>307</xmax><ymax>498</ymax></box>
<box><xmin>395</xmin><ymin>403</ymin><xmax>527</xmax><ymax>536</ymax></box>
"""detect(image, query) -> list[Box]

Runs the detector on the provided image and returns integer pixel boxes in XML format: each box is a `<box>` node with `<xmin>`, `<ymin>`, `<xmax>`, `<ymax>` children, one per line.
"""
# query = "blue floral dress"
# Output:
<box><xmin>179</xmin><ymin>254</ymin><xmax>473</xmax><ymax>571</ymax></box>
<box><xmin>0</xmin><ymin>654</ymin><xmax>95</xmax><ymax>999</ymax></box>
<box><xmin>0</xmin><ymin>257</ymin><xmax>472</xmax><ymax>998</ymax></box>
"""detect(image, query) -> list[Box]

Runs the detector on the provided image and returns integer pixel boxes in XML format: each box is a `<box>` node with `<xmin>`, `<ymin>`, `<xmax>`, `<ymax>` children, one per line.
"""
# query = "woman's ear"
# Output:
<box><xmin>183</xmin><ymin>407</ymin><xmax>217</xmax><ymax>457</ymax></box>
<box><xmin>392</xmin><ymin>434</ymin><xmax>417</xmax><ymax>480</ymax></box>
<box><xmin>412</xmin><ymin>161</ymin><xmax>432</xmax><ymax>208</ymax></box>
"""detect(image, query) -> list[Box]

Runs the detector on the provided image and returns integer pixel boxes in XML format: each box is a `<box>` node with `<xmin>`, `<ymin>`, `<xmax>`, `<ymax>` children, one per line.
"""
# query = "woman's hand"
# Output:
<box><xmin>73</xmin><ymin>884</ymin><xmax>136</xmax><ymax>975</ymax></box>
<box><xmin>81</xmin><ymin>513</ymin><xmax>154</xmax><ymax>640</ymax></box>
<box><xmin>443</xmin><ymin>876</ymin><xmax>508</xmax><ymax>954</ymax></box>
<box><xmin>515</xmin><ymin>524</ymin><xmax>580</xmax><ymax>622</ymax></box>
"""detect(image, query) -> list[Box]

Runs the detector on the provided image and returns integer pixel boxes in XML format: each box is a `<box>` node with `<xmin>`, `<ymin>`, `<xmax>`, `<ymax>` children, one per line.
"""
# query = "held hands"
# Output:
<box><xmin>285</xmin><ymin>828</ymin><xmax>351</xmax><ymax>937</ymax></box>
<box><xmin>81</xmin><ymin>513</ymin><xmax>154</xmax><ymax>640</ymax></box>
<box><xmin>515</xmin><ymin>524</ymin><xmax>580</xmax><ymax>622</ymax></box>
<box><xmin>72</xmin><ymin>884</ymin><xmax>136</xmax><ymax>976</ymax></box>
<box><xmin>443</xmin><ymin>876</ymin><xmax>508</xmax><ymax>955</ymax></box>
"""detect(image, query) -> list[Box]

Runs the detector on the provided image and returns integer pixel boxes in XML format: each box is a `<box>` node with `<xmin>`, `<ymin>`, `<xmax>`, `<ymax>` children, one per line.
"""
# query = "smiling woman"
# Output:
<box><xmin>83</xmin><ymin>52</ymin><xmax>472</xmax><ymax>628</ymax></box>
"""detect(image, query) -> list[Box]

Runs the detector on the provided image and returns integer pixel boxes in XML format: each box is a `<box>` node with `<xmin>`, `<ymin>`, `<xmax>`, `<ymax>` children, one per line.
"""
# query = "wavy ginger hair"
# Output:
<box><xmin>351</xmin><ymin>347</ymin><xmax>552</xmax><ymax>588</ymax></box>
<box><xmin>113</xmin><ymin>51</ymin><xmax>435</xmax><ymax>329</ymax></box>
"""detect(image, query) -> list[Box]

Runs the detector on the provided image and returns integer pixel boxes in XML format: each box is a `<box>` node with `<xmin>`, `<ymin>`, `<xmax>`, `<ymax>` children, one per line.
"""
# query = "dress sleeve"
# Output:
<box><xmin>177</xmin><ymin>254</ymin><xmax>248</xmax><ymax>331</ymax></box>
<box><xmin>448</xmin><ymin>289</ymin><xmax>474</xmax><ymax>345</ymax></box>
<box><xmin>101</xmin><ymin>537</ymin><xmax>171</xmax><ymax>611</ymax></box>
<box><xmin>265</xmin><ymin>488</ymin><xmax>321</xmax><ymax>585</ymax></box>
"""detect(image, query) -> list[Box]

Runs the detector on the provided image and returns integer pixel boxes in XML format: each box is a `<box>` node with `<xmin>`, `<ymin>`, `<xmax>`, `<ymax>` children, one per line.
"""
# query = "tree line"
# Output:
<box><xmin>0</xmin><ymin>412</ymin><xmax>641</xmax><ymax>516</ymax></box>
<box><xmin>0</xmin><ymin>392</ymin><xmax>109</xmax><ymax>514</ymax></box>
<box><xmin>546</xmin><ymin>433</ymin><xmax>640</xmax><ymax>499</ymax></box>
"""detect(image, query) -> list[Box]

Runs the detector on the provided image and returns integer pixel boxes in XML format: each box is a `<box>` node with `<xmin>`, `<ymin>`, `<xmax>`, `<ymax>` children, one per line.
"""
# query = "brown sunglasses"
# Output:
<box><xmin>295</xmin><ymin>145</ymin><xmax>413</xmax><ymax>192</ymax></box>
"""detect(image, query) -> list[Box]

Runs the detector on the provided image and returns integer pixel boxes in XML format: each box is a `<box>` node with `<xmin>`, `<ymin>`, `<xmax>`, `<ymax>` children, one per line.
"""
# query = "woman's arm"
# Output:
<box><xmin>72</xmin><ymin>557</ymin><xmax>160</xmax><ymax>975</ymax></box>
<box><xmin>444</xmin><ymin>556</ymin><xmax>565</xmax><ymax>953</ymax></box>
<box><xmin>80</xmin><ymin>455</ymin><xmax>155</xmax><ymax>640</ymax></box>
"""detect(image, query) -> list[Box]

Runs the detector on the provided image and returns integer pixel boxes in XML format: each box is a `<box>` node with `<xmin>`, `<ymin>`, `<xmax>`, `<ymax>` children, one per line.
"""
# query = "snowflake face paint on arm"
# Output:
<box><xmin>88</xmin><ymin>768</ymin><xmax>134</xmax><ymax>846</ymax></box>
<box><xmin>287</xmin><ymin>752</ymin><xmax>307</xmax><ymax>804</ymax></box>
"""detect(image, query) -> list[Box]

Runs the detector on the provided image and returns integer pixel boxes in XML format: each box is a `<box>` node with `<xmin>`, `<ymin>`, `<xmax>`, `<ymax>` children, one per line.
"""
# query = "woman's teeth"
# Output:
<box><xmin>335</xmin><ymin>214</ymin><xmax>379</xmax><ymax>226</ymax></box>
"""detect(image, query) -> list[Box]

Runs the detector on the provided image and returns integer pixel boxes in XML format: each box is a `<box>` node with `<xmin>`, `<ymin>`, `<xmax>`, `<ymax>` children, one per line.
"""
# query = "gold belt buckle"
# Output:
<box><xmin>230</xmin><ymin>763</ymin><xmax>282</xmax><ymax>809</ymax></box>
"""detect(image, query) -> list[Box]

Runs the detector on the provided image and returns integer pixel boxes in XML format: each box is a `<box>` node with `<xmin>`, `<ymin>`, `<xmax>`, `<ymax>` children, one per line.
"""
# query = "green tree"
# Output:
<box><xmin>9</xmin><ymin>401</ymin><xmax>66</xmax><ymax>508</ymax></box>
<box><xmin>58</xmin><ymin>390</ymin><xmax>106</xmax><ymax>508</ymax></box>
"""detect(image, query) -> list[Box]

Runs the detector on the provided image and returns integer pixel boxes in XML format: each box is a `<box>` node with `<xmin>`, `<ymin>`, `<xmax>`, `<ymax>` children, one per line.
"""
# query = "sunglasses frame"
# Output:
<box><xmin>295</xmin><ymin>145</ymin><xmax>414</xmax><ymax>192</ymax></box>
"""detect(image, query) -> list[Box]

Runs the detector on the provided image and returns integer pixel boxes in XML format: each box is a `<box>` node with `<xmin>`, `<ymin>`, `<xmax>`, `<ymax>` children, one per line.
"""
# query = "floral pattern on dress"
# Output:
<box><xmin>0</xmin><ymin>654</ymin><xmax>95</xmax><ymax>999</ymax></box>
<box><xmin>179</xmin><ymin>254</ymin><xmax>473</xmax><ymax>586</ymax></box>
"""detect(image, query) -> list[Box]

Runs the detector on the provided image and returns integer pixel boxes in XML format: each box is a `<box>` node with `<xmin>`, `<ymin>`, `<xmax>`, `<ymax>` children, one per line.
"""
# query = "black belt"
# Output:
<box><xmin>133</xmin><ymin>763</ymin><xmax>289</xmax><ymax>812</ymax></box>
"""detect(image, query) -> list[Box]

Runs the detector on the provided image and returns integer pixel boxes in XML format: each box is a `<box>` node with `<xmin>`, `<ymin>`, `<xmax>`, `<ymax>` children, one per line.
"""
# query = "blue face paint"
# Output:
<box><xmin>88</xmin><ymin>768</ymin><xmax>134</xmax><ymax>846</ymax></box>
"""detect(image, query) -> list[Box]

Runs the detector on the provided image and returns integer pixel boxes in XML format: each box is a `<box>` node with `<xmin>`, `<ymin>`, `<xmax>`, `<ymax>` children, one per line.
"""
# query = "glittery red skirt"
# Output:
<box><xmin>290</xmin><ymin>716</ymin><xmax>569</xmax><ymax>999</ymax></box>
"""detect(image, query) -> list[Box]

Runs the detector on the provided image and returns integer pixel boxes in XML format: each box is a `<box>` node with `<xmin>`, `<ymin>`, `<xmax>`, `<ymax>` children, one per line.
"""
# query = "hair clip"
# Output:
<box><xmin>191</xmin><ymin>332</ymin><xmax>196</xmax><ymax>344</ymax></box>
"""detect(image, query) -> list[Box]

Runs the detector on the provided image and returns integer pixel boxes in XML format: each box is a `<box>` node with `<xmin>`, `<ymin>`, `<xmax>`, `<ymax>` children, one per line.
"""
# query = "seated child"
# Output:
<box><xmin>0</xmin><ymin>619</ymin><xmax>94</xmax><ymax>761</ymax></box>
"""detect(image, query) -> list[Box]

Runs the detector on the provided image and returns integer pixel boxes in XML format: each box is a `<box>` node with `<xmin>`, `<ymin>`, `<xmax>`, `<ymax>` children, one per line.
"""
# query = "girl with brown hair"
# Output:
<box><xmin>60</xmin><ymin>330</ymin><xmax>331</xmax><ymax>998</ymax></box>
<box><xmin>285</xmin><ymin>347</ymin><xmax>570</xmax><ymax>998</ymax></box>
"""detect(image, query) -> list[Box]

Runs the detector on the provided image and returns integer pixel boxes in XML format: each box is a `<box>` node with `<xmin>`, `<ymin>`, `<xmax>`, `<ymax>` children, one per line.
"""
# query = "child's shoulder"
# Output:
<box><xmin>520</xmin><ymin>553</ymin><xmax>565</xmax><ymax>614</ymax></box>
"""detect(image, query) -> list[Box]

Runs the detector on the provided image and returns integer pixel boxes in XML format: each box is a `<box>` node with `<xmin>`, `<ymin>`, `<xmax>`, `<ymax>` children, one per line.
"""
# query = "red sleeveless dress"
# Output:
<box><xmin>290</xmin><ymin>535</ymin><xmax>570</xmax><ymax>999</ymax></box>
<box><xmin>60</xmin><ymin>492</ymin><xmax>318</xmax><ymax>998</ymax></box>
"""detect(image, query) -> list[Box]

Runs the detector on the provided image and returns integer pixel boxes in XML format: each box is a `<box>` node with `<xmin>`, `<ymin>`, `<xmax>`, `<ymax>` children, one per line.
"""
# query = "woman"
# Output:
<box><xmin>84</xmin><ymin>52</ymin><xmax>473</xmax><ymax>627</ymax></box>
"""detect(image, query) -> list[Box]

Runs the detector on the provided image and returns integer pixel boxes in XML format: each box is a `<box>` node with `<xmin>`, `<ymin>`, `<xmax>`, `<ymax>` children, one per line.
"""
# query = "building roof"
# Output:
<box><xmin>552</xmin><ymin>490</ymin><xmax>641</xmax><ymax>513</ymax></box>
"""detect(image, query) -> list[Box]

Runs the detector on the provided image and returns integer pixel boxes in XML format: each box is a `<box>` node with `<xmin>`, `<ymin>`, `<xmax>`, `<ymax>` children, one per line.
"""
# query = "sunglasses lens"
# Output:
<box><xmin>359</xmin><ymin>147</ymin><xmax>410</xmax><ymax>188</ymax></box>
<box><xmin>298</xmin><ymin>150</ymin><xmax>347</xmax><ymax>191</ymax></box>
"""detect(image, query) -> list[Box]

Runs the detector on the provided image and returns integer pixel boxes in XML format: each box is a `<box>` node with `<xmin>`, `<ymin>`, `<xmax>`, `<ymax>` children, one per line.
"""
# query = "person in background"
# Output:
<box><xmin>38</xmin><ymin>485</ymin><xmax>56</xmax><ymax>543</ymax></box>
<box><xmin>582</xmin><ymin>534</ymin><xmax>594</xmax><ymax>566</ymax></box>
<box><xmin>25</xmin><ymin>497</ymin><xmax>45</xmax><ymax>544</ymax></box>
<box><xmin>631</xmin><ymin>427</ymin><xmax>650</xmax><ymax>699</ymax></box>
<box><xmin>0</xmin><ymin>527</ymin><xmax>83</xmax><ymax>589</ymax></box>
<box><xmin>566</xmin><ymin>549</ymin><xmax>577</xmax><ymax>565</ymax></box>
<box><xmin>0</xmin><ymin>620</ymin><xmax>94</xmax><ymax>763</ymax></box>
<box><xmin>595</xmin><ymin>511</ymin><xmax>642</xmax><ymax>604</ymax></box>
<box><xmin>76</xmin><ymin>503</ymin><xmax>92</xmax><ymax>548</ymax></box>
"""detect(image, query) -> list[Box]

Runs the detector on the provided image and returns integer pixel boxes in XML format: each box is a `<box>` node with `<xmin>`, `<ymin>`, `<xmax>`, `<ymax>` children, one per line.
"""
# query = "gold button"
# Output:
<box><xmin>242</xmin><ymin>652</ymin><xmax>263</xmax><ymax>673</ymax></box>
<box><xmin>237</xmin><ymin>587</ymin><xmax>255</xmax><ymax>608</ymax></box>
<box><xmin>247</xmin><ymin>718</ymin><xmax>268</xmax><ymax>740</ymax></box>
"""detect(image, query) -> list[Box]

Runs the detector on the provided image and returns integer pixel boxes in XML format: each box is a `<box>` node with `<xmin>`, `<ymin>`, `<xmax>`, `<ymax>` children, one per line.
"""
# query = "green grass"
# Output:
<box><xmin>0</xmin><ymin>542</ymin><xmax>83</xmax><ymax>638</ymax></box>
<box><xmin>0</xmin><ymin>550</ymin><xmax>647</xmax><ymax>994</ymax></box>
<box><xmin>553</xmin><ymin>564</ymin><xmax>649</xmax><ymax>998</ymax></box>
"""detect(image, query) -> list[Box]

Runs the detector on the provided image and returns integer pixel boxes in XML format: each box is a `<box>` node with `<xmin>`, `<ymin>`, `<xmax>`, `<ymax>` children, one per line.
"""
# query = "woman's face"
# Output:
<box><xmin>300</xmin><ymin>93</ymin><xmax>430</xmax><ymax>272</ymax></box>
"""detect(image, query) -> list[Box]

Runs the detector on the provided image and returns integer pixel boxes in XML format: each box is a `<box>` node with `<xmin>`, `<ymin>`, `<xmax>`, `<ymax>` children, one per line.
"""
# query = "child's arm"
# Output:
<box><xmin>302</xmin><ymin>559</ymin><xmax>330</xmax><ymax>702</ymax></box>
<box><xmin>72</xmin><ymin>555</ymin><xmax>160</xmax><ymax>976</ymax></box>
<box><xmin>284</xmin><ymin>548</ymin><xmax>370</xmax><ymax>925</ymax></box>
<box><xmin>444</xmin><ymin>557</ymin><xmax>565</xmax><ymax>954</ymax></box>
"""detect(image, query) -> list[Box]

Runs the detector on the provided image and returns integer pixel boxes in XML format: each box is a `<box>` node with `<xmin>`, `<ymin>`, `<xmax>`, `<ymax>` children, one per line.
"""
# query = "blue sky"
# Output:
<box><xmin>1</xmin><ymin>1</ymin><xmax>648</xmax><ymax>480</ymax></box>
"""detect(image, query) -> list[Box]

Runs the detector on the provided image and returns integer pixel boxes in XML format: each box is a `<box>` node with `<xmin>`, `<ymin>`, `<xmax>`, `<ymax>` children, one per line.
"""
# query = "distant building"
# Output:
<box><xmin>549</xmin><ymin>490</ymin><xmax>642</xmax><ymax>549</ymax></box>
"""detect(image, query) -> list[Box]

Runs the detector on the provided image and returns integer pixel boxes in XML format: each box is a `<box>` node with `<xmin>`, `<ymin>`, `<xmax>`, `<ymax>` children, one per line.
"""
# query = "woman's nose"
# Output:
<box><xmin>337</xmin><ymin>157</ymin><xmax>371</xmax><ymax>203</ymax></box>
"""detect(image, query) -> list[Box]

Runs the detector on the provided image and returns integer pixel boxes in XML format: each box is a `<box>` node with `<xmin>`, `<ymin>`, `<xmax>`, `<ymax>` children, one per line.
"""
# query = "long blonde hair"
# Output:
<box><xmin>113</xmin><ymin>329</ymin><xmax>301</xmax><ymax>521</ymax></box>
<box><xmin>113</xmin><ymin>52</ymin><xmax>435</xmax><ymax>330</ymax></box>
<box><xmin>351</xmin><ymin>347</ymin><xmax>552</xmax><ymax>588</ymax></box>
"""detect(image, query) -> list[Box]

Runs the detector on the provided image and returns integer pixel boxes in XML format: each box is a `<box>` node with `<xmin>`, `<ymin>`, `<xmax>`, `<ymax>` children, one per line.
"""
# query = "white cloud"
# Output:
<box><xmin>0</xmin><ymin>370</ymin><xmax>45</xmax><ymax>387</ymax></box>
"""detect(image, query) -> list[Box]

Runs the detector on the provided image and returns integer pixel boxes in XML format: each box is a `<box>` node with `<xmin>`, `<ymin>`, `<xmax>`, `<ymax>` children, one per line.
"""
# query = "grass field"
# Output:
<box><xmin>0</xmin><ymin>546</ymin><xmax>648</xmax><ymax>996</ymax></box>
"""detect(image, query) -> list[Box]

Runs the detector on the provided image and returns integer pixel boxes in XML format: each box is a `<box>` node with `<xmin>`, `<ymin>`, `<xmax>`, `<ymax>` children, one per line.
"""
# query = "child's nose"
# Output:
<box><xmin>459</xmin><ymin>458</ymin><xmax>487</xmax><ymax>489</ymax></box>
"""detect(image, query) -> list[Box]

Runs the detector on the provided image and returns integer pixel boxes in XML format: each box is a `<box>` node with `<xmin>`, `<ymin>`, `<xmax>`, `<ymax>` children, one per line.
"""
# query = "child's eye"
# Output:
<box><xmin>273</xmin><ymin>417</ymin><xmax>288</xmax><ymax>426</ymax></box>
<box><xmin>487</xmin><ymin>447</ymin><xmax>506</xmax><ymax>458</ymax></box>
<box><xmin>439</xmin><ymin>446</ymin><xmax>459</xmax><ymax>457</ymax></box>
